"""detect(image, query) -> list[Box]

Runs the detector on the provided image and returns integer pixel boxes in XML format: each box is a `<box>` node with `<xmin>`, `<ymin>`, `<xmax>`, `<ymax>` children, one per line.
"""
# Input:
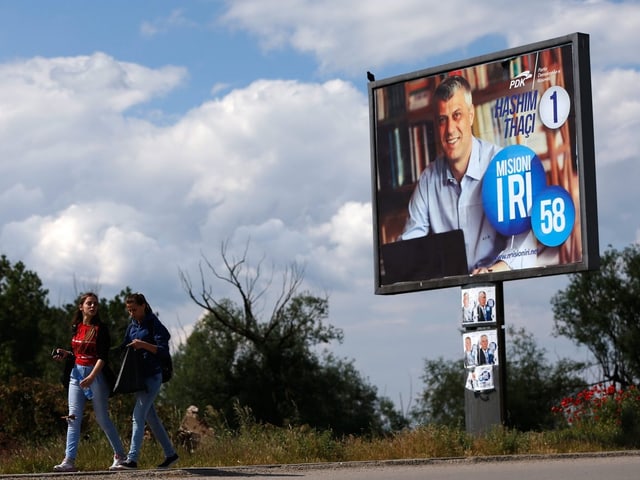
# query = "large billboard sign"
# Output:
<box><xmin>368</xmin><ymin>33</ymin><xmax>599</xmax><ymax>294</ymax></box>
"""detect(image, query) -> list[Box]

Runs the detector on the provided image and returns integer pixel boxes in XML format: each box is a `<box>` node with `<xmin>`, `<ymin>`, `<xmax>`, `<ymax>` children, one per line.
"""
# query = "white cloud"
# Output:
<box><xmin>0</xmin><ymin>53</ymin><xmax>373</xmax><ymax>322</ymax></box>
<box><xmin>0</xmin><ymin>184</ymin><xmax>44</xmax><ymax>222</ymax></box>
<box><xmin>0</xmin><ymin>52</ymin><xmax>186</xmax><ymax>114</ymax></box>
<box><xmin>221</xmin><ymin>0</ymin><xmax>640</xmax><ymax>74</ymax></box>
<box><xmin>510</xmin><ymin>2</ymin><xmax>640</xmax><ymax>69</ymax></box>
<box><xmin>1</xmin><ymin>202</ymin><xmax>169</xmax><ymax>289</ymax></box>
<box><xmin>140</xmin><ymin>8</ymin><xmax>198</xmax><ymax>38</ymax></box>
<box><xmin>591</xmin><ymin>68</ymin><xmax>640</xmax><ymax>165</ymax></box>
<box><xmin>306</xmin><ymin>201</ymin><xmax>373</xmax><ymax>287</ymax></box>
<box><xmin>0</xmin><ymin>53</ymin><xmax>188</xmax><ymax>225</ymax></box>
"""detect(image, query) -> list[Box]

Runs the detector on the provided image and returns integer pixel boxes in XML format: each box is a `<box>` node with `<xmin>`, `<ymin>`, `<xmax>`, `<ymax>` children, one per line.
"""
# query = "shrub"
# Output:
<box><xmin>551</xmin><ymin>383</ymin><xmax>640</xmax><ymax>448</ymax></box>
<box><xmin>0</xmin><ymin>376</ymin><xmax>68</xmax><ymax>450</ymax></box>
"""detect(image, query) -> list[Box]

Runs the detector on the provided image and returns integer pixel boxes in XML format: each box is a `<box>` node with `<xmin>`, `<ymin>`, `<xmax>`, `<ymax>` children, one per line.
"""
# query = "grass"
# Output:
<box><xmin>1</xmin><ymin>422</ymin><xmax>633</xmax><ymax>475</ymax></box>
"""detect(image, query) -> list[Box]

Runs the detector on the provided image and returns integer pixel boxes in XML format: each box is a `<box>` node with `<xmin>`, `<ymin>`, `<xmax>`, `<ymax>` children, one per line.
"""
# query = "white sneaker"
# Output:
<box><xmin>53</xmin><ymin>460</ymin><xmax>77</xmax><ymax>472</ymax></box>
<box><xmin>109</xmin><ymin>455</ymin><xmax>126</xmax><ymax>471</ymax></box>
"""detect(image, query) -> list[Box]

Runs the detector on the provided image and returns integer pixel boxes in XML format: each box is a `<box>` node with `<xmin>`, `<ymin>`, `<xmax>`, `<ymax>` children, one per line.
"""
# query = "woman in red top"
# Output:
<box><xmin>52</xmin><ymin>292</ymin><xmax>126</xmax><ymax>472</ymax></box>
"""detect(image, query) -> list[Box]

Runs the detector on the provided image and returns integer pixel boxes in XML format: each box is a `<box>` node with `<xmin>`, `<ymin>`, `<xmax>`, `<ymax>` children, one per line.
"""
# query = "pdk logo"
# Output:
<box><xmin>509</xmin><ymin>70</ymin><xmax>532</xmax><ymax>89</ymax></box>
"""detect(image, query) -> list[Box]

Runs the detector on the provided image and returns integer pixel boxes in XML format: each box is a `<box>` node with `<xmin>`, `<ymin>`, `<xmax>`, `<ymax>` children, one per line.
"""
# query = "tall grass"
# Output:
<box><xmin>1</xmin><ymin>421</ymin><xmax>635</xmax><ymax>474</ymax></box>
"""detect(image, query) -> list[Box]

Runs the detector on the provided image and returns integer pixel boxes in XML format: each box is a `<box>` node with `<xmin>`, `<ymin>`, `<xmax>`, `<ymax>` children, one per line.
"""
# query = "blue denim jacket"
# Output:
<box><xmin>122</xmin><ymin>313</ymin><xmax>171</xmax><ymax>378</ymax></box>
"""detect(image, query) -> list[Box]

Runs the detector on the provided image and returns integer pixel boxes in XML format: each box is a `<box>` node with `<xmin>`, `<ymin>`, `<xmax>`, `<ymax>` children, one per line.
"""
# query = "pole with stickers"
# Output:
<box><xmin>460</xmin><ymin>282</ymin><xmax>506</xmax><ymax>434</ymax></box>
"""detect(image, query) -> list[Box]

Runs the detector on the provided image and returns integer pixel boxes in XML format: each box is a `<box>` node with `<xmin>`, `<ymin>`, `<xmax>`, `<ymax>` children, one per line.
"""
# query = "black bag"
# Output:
<box><xmin>60</xmin><ymin>355</ymin><xmax>74</xmax><ymax>391</ymax></box>
<box><xmin>113</xmin><ymin>347</ymin><xmax>146</xmax><ymax>394</ymax></box>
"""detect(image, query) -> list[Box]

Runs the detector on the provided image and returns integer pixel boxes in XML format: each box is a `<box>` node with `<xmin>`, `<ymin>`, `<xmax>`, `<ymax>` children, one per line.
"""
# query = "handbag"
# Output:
<box><xmin>112</xmin><ymin>346</ymin><xmax>146</xmax><ymax>394</ymax></box>
<box><xmin>60</xmin><ymin>355</ymin><xmax>74</xmax><ymax>391</ymax></box>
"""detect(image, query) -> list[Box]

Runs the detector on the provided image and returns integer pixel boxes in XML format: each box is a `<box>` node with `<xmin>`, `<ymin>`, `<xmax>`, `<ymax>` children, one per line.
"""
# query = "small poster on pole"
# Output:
<box><xmin>461</xmin><ymin>285</ymin><xmax>497</xmax><ymax>325</ymax></box>
<box><xmin>462</xmin><ymin>329</ymin><xmax>498</xmax><ymax>392</ymax></box>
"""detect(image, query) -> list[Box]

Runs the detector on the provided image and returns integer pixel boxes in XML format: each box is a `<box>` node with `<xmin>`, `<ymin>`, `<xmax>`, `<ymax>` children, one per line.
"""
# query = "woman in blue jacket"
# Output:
<box><xmin>113</xmin><ymin>292</ymin><xmax>178</xmax><ymax>470</ymax></box>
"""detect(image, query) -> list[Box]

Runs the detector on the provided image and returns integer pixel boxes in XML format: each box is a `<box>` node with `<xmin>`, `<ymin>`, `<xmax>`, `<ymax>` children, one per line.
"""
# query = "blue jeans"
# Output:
<box><xmin>65</xmin><ymin>364</ymin><xmax>125</xmax><ymax>461</ymax></box>
<box><xmin>127</xmin><ymin>372</ymin><xmax>176</xmax><ymax>462</ymax></box>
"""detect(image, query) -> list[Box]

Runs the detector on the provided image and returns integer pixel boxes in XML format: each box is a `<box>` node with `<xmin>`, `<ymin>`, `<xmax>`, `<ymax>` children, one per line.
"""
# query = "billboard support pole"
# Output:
<box><xmin>463</xmin><ymin>281</ymin><xmax>507</xmax><ymax>434</ymax></box>
<box><xmin>496</xmin><ymin>281</ymin><xmax>507</xmax><ymax>425</ymax></box>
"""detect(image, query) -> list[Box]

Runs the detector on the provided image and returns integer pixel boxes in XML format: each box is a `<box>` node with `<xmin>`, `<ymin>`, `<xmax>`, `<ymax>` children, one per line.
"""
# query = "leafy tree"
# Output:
<box><xmin>377</xmin><ymin>396</ymin><xmax>411</xmax><ymax>432</ymax></box>
<box><xmin>175</xmin><ymin>241</ymin><xmax>393</xmax><ymax>436</ymax></box>
<box><xmin>551</xmin><ymin>244</ymin><xmax>640</xmax><ymax>387</ymax></box>
<box><xmin>412</xmin><ymin>327</ymin><xmax>585</xmax><ymax>431</ymax></box>
<box><xmin>0</xmin><ymin>255</ymin><xmax>52</xmax><ymax>381</ymax></box>
<box><xmin>164</xmin><ymin>302</ymin><xmax>245</xmax><ymax>415</ymax></box>
<box><xmin>504</xmin><ymin>326</ymin><xmax>586</xmax><ymax>430</ymax></box>
<box><xmin>411</xmin><ymin>356</ymin><xmax>465</xmax><ymax>427</ymax></box>
<box><xmin>37</xmin><ymin>305</ymin><xmax>72</xmax><ymax>384</ymax></box>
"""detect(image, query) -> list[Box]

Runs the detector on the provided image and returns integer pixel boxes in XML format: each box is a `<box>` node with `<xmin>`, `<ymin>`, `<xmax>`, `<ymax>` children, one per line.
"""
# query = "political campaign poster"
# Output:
<box><xmin>369</xmin><ymin>33</ymin><xmax>598</xmax><ymax>294</ymax></box>
<box><xmin>462</xmin><ymin>329</ymin><xmax>498</xmax><ymax>392</ymax></box>
<box><xmin>461</xmin><ymin>285</ymin><xmax>497</xmax><ymax>325</ymax></box>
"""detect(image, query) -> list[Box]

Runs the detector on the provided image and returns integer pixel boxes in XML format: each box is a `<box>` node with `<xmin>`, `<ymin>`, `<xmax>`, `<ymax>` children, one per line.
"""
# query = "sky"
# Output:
<box><xmin>1</xmin><ymin>0</ymin><xmax>639</xmax><ymax>411</ymax></box>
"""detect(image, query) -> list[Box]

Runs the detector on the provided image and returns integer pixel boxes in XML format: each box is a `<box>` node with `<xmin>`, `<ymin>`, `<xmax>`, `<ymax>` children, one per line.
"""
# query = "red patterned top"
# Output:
<box><xmin>72</xmin><ymin>323</ymin><xmax>99</xmax><ymax>366</ymax></box>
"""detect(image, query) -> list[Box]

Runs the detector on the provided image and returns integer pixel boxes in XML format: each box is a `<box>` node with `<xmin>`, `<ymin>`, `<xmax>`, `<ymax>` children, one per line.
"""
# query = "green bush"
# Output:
<box><xmin>0</xmin><ymin>376</ymin><xmax>68</xmax><ymax>450</ymax></box>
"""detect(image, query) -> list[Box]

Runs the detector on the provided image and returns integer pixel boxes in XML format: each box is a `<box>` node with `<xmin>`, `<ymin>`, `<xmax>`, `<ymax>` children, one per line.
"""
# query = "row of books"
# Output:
<box><xmin>376</xmin><ymin>77</ymin><xmax>436</xmax><ymax>121</ymax></box>
<box><xmin>376</xmin><ymin>121</ymin><xmax>436</xmax><ymax>191</ymax></box>
<box><xmin>375</xmin><ymin>83</ymin><xmax>406</xmax><ymax>121</ymax></box>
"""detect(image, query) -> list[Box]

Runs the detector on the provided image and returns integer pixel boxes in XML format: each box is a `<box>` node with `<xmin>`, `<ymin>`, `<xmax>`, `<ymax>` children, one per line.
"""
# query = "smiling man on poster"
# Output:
<box><xmin>400</xmin><ymin>75</ymin><xmax>535</xmax><ymax>274</ymax></box>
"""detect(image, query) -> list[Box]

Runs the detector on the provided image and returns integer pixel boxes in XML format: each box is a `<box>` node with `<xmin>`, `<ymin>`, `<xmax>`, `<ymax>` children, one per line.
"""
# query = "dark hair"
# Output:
<box><xmin>72</xmin><ymin>292</ymin><xmax>101</xmax><ymax>329</ymax></box>
<box><xmin>434</xmin><ymin>75</ymin><xmax>472</xmax><ymax>105</ymax></box>
<box><xmin>125</xmin><ymin>292</ymin><xmax>153</xmax><ymax>315</ymax></box>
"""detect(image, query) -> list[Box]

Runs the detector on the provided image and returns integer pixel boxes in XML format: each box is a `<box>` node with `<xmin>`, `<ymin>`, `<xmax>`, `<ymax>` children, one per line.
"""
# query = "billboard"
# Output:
<box><xmin>369</xmin><ymin>33</ymin><xmax>598</xmax><ymax>294</ymax></box>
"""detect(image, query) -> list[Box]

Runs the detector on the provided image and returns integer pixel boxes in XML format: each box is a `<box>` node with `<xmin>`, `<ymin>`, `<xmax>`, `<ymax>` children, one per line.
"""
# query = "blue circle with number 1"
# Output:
<box><xmin>530</xmin><ymin>185</ymin><xmax>575</xmax><ymax>247</ymax></box>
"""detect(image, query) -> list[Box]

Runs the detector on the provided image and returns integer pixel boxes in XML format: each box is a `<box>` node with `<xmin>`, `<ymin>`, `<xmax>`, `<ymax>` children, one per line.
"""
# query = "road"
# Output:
<box><xmin>3</xmin><ymin>452</ymin><xmax>640</xmax><ymax>480</ymax></box>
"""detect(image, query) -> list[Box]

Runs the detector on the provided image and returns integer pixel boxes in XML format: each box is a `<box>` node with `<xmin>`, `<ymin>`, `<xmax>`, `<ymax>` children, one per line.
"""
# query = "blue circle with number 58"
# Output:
<box><xmin>530</xmin><ymin>186</ymin><xmax>575</xmax><ymax>247</ymax></box>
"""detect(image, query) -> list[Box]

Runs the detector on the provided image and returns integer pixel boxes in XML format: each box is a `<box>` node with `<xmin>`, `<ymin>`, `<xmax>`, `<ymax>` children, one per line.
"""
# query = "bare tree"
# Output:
<box><xmin>173</xmin><ymin>241</ymin><xmax>393</xmax><ymax>435</ymax></box>
<box><xmin>179</xmin><ymin>240</ymin><xmax>341</xmax><ymax>353</ymax></box>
